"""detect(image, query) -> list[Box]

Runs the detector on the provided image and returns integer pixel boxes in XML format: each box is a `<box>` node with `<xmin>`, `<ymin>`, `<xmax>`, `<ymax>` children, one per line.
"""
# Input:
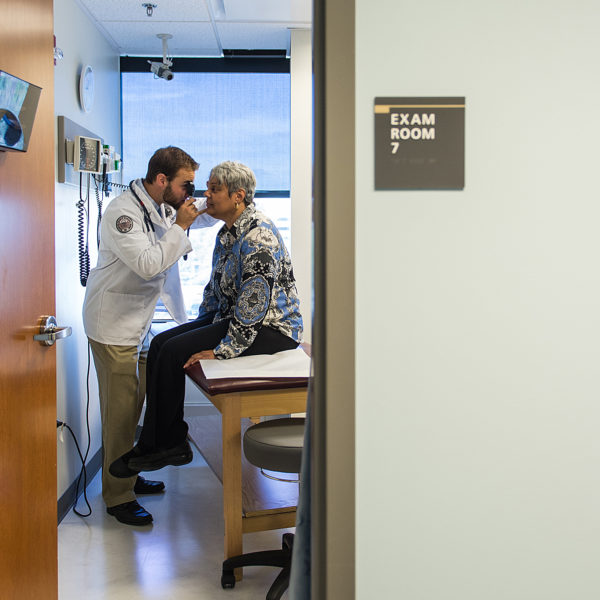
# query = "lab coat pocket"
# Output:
<box><xmin>100</xmin><ymin>290</ymin><xmax>148</xmax><ymax>342</ymax></box>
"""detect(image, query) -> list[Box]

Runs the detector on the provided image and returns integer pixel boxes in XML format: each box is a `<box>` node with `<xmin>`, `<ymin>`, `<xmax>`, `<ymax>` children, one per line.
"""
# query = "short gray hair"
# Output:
<box><xmin>209</xmin><ymin>161</ymin><xmax>256</xmax><ymax>206</ymax></box>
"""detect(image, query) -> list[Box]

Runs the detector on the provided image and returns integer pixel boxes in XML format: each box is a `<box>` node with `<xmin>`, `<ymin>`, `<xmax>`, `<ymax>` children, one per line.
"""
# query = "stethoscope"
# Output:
<box><xmin>129</xmin><ymin>180</ymin><xmax>155</xmax><ymax>233</ymax></box>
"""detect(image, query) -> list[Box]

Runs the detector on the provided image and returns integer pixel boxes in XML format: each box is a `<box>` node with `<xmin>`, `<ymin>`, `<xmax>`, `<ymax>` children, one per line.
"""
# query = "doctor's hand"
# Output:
<box><xmin>175</xmin><ymin>198</ymin><xmax>208</xmax><ymax>230</ymax></box>
<box><xmin>183</xmin><ymin>349</ymin><xmax>216</xmax><ymax>369</ymax></box>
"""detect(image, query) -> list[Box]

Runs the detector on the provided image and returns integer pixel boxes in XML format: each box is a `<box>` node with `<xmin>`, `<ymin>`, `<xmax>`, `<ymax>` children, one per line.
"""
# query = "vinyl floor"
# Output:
<box><xmin>58</xmin><ymin>437</ymin><xmax>291</xmax><ymax>599</ymax></box>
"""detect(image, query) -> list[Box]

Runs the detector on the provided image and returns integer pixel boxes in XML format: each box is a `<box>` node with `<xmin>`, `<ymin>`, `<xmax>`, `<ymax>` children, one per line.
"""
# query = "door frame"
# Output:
<box><xmin>312</xmin><ymin>0</ymin><xmax>356</xmax><ymax>598</ymax></box>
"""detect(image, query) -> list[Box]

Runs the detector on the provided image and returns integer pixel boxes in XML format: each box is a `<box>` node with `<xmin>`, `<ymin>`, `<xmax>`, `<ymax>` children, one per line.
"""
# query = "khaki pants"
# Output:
<box><xmin>89</xmin><ymin>338</ymin><xmax>148</xmax><ymax>508</ymax></box>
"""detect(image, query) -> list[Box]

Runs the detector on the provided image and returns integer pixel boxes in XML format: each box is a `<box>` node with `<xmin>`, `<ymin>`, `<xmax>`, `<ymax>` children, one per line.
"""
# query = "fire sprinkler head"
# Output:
<box><xmin>142</xmin><ymin>3</ymin><xmax>157</xmax><ymax>17</ymax></box>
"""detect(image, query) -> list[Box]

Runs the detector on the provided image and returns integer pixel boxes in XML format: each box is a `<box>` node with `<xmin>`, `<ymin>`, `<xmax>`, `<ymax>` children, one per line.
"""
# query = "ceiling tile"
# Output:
<box><xmin>76</xmin><ymin>0</ymin><xmax>312</xmax><ymax>56</ymax></box>
<box><xmin>222</xmin><ymin>0</ymin><xmax>311</xmax><ymax>23</ymax></box>
<box><xmin>103</xmin><ymin>21</ymin><xmax>221</xmax><ymax>56</ymax></box>
<box><xmin>217</xmin><ymin>23</ymin><xmax>292</xmax><ymax>50</ymax></box>
<box><xmin>78</xmin><ymin>0</ymin><xmax>211</xmax><ymax>22</ymax></box>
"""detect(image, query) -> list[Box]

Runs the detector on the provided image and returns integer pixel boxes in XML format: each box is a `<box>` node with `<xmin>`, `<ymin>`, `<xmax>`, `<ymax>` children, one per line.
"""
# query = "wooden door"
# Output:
<box><xmin>0</xmin><ymin>1</ymin><xmax>58</xmax><ymax>598</ymax></box>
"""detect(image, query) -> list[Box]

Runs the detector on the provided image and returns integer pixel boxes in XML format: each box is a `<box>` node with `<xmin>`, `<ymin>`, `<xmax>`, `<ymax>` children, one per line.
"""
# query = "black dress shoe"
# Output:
<box><xmin>109</xmin><ymin>447</ymin><xmax>143</xmax><ymax>479</ymax></box>
<box><xmin>106</xmin><ymin>500</ymin><xmax>153</xmax><ymax>526</ymax></box>
<box><xmin>134</xmin><ymin>475</ymin><xmax>165</xmax><ymax>495</ymax></box>
<box><xmin>128</xmin><ymin>440</ymin><xmax>193</xmax><ymax>473</ymax></box>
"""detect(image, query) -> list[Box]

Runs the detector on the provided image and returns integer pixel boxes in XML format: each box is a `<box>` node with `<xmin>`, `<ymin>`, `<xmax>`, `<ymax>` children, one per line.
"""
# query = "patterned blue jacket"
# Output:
<box><xmin>197</xmin><ymin>204</ymin><xmax>303</xmax><ymax>358</ymax></box>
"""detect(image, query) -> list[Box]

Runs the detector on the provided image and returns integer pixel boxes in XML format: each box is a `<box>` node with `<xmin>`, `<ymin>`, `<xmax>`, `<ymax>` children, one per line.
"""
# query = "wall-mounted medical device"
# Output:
<box><xmin>101</xmin><ymin>144</ymin><xmax>121</xmax><ymax>174</ymax></box>
<box><xmin>73</xmin><ymin>135</ymin><xmax>102</xmax><ymax>173</ymax></box>
<box><xmin>57</xmin><ymin>116</ymin><xmax>121</xmax><ymax>184</ymax></box>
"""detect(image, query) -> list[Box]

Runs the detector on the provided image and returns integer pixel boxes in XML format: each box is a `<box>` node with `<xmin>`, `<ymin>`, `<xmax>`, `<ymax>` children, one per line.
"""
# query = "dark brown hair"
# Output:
<box><xmin>145</xmin><ymin>146</ymin><xmax>199</xmax><ymax>183</ymax></box>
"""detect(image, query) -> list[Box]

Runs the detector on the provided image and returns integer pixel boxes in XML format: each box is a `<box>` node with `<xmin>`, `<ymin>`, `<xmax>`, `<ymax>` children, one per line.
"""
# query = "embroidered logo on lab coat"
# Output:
<box><xmin>116</xmin><ymin>215</ymin><xmax>134</xmax><ymax>233</ymax></box>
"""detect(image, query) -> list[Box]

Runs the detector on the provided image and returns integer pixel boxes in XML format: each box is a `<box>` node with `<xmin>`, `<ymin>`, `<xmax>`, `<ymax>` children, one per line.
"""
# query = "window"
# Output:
<box><xmin>121</xmin><ymin>58</ymin><xmax>292</xmax><ymax>320</ymax></box>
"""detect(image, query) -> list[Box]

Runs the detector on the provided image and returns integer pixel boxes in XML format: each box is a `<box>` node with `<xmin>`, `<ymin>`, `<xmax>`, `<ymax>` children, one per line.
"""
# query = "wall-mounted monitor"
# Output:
<box><xmin>0</xmin><ymin>70</ymin><xmax>42</xmax><ymax>153</ymax></box>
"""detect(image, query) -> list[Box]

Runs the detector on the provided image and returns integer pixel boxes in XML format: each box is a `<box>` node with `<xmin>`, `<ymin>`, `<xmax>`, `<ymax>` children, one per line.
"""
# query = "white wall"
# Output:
<box><xmin>54</xmin><ymin>0</ymin><xmax>121</xmax><ymax>500</ymax></box>
<box><xmin>290</xmin><ymin>29</ymin><xmax>314</xmax><ymax>342</ymax></box>
<box><xmin>355</xmin><ymin>1</ymin><xmax>600</xmax><ymax>597</ymax></box>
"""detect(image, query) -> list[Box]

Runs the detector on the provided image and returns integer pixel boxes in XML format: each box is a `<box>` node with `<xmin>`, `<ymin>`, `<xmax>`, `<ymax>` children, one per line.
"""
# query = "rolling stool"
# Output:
<box><xmin>221</xmin><ymin>417</ymin><xmax>305</xmax><ymax>600</ymax></box>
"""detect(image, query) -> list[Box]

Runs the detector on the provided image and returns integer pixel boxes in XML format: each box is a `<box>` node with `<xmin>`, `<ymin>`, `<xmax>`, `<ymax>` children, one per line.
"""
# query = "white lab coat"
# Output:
<box><xmin>82</xmin><ymin>179</ymin><xmax>217</xmax><ymax>346</ymax></box>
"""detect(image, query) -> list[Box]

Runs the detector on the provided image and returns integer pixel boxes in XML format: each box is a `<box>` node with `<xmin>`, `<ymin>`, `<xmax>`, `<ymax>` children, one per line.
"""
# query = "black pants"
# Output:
<box><xmin>138</xmin><ymin>318</ymin><xmax>298</xmax><ymax>450</ymax></box>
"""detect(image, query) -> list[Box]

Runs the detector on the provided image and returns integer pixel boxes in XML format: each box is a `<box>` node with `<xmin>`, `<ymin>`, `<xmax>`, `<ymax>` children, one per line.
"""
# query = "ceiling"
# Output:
<box><xmin>76</xmin><ymin>0</ymin><xmax>312</xmax><ymax>58</ymax></box>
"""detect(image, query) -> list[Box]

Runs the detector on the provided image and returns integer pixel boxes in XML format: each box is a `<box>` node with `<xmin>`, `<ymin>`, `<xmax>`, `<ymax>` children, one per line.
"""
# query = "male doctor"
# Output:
<box><xmin>83</xmin><ymin>146</ymin><xmax>217</xmax><ymax>526</ymax></box>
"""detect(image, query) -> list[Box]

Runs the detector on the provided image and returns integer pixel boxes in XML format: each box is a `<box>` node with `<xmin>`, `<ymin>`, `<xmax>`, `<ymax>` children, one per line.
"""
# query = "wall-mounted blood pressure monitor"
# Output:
<box><xmin>73</xmin><ymin>135</ymin><xmax>102</xmax><ymax>173</ymax></box>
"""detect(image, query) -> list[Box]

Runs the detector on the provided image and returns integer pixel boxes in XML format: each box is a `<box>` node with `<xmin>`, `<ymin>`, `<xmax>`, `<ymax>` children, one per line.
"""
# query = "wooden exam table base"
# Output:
<box><xmin>186</xmin><ymin>372</ymin><xmax>308</xmax><ymax>581</ymax></box>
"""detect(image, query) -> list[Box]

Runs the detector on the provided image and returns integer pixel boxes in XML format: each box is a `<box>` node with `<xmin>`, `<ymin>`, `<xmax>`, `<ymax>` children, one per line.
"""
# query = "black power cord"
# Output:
<box><xmin>93</xmin><ymin>174</ymin><xmax>129</xmax><ymax>192</ymax></box>
<box><xmin>57</xmin><ymin>342</ymin><xmax>93</xmax><ymax>518</ymax></box>
<box><xmin>95</xmin><ymin>175</ymin><xmax>103</xmax><ymax>249</ymax></box>
<box><xmin>92</xmin><ymin>174</ymin><xmax>131</xmax><ymax>250</ymax></box>
<box><xmin>79</xmin><ymin>172</ymin><xmax>122</xmax><ymax>284</ymax></box>
<box><xmin>77</xmin><ymin>172</ymin><xmax>90</xmax><ymax>286</ymax></box>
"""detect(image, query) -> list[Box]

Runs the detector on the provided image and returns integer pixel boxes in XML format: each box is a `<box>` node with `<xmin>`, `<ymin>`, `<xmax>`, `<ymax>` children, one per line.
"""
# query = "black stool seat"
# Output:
<box><xmin>244</xmin><ymin>418</ymin><xmax>305</xmax><ymax>474</ymax></box>
<box><xmin>222</xmin><ymin>417</ymin><xmax>305</xmax><ymax>600</ymax></box>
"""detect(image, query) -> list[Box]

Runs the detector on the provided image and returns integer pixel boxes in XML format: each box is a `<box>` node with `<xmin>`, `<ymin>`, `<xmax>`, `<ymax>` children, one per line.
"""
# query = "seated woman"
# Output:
<box><xmin>110</xmin><ymin>161</ymin><xmax>303</xmax><ymax>477</ymax></box>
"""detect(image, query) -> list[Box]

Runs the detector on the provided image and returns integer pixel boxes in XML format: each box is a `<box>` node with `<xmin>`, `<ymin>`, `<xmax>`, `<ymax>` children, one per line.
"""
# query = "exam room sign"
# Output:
<box><xmin>374</xmin><ymin>97</ymin><xmax>465</xmax><ymax>190</ymax></box>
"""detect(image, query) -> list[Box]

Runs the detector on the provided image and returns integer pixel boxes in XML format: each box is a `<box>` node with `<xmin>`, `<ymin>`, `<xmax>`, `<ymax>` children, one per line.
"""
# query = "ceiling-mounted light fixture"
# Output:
<box><xmin>210</xmin><ymin>0</ymin><xmax>226</xmax><ymax>19</ymax></box>
<box><xmin>148</xmin><ymin>33</ymin><xmax>174</xmax><ymax>81</ymax></box>
<box><xmin>142</xmin><ymin>3</ymin><xmax>157</xmax><ymax>17</ymax></box>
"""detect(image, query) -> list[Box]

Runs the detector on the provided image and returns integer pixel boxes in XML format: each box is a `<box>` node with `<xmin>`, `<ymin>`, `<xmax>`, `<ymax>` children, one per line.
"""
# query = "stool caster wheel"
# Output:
<box><xmin>221</xmin><ymin>570</ymin><xmax>236</xmax><ymax>589</ymax></box>
<box><xmin>282</xmin><ymin>532</ymin><xmax>294</xmax><ymax>550</ymax></box>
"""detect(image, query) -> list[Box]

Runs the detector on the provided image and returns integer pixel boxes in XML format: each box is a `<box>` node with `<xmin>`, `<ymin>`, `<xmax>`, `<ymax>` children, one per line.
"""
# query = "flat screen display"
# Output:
<box><xmin>0</xmin><ymin>70</ymin><xmax>42</xmax><ymax>153</ymax></box>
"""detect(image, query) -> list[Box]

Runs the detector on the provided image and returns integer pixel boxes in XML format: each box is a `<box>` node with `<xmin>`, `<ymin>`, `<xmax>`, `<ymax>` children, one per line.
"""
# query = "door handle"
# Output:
<box><xmin>33</xmin><ymin>316</ymin><xmax>72</xmax><ymax>346</ymax></box>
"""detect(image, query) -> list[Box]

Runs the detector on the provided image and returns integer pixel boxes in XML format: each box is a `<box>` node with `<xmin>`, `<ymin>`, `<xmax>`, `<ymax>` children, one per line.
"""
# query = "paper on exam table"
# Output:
<box><xmin>199</xmin><ymin>347</ymin><xmax>310</xmax><ymax>379</ymax></box>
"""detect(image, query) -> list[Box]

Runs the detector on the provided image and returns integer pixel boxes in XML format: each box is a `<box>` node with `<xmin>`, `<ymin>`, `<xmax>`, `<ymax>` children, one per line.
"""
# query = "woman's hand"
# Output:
<box><xmin>183</xmin><ymin>349</ymin><xmax>216</xmax><ymax>368</ymax></box>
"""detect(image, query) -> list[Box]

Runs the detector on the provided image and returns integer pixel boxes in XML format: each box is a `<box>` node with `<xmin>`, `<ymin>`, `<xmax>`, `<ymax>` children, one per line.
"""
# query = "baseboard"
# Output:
<box><xmin>57</xmin><ymin>413</ymin><xmax>214</xmax><ymax>524</ymax></box>
<box><xmin>57</xmin><ymin>446</ymin><xmax>103</xmax><ymax>524</ymax></box>
<box><xmin>185</xmin><ymin>404</ymin><xmax>219</xmax><ymax>417</ymax></box>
